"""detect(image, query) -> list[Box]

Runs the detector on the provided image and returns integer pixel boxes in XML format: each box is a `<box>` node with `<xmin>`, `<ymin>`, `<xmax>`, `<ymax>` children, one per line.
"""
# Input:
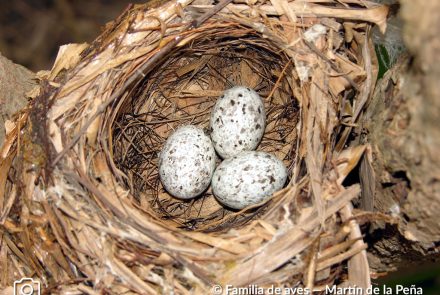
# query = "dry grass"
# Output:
<box><xmin>0</xmin><ymin>0</ymin><xmax>388</xmax><ymax>293</ymax></box>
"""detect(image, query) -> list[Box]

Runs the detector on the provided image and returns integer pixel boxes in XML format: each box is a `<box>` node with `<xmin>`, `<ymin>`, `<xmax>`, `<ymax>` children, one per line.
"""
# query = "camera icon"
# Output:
<box><xmin>13</xmin><ymin>278</ymin><xmax>40</xmax><ymax>295</ymax></box>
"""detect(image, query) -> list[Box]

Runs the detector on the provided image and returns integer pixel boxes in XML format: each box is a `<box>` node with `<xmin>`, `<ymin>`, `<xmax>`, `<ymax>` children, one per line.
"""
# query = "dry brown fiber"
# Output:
<box><xmin>0</xmin><ymin>0</ymin><xmax>388</xmax><ymax>294</ymax></box>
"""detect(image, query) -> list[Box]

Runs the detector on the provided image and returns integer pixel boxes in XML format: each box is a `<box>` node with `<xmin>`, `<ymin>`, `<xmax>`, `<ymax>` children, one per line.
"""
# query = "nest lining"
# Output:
<box><xmin>111</xmin><ymin>24</ymin><xmax>300</xmax><ymax>231</ymax></box>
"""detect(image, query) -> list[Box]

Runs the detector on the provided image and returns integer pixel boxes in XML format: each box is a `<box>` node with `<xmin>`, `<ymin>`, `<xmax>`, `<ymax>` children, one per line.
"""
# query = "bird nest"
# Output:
<box><xmin>0</xmin><ymin>0</ymin><xmax>388</xmax><ymax>293</ymax></box>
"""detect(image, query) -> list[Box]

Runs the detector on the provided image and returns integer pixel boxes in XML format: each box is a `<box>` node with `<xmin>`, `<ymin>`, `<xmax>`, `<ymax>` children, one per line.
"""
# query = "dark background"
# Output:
<box><xmin>375</xmin><ymin>261</ymin><xmax>440</xmax><ymax>295</ymax></box>
<box><xmin>0</xmin><ymin>0</ymin><xmax>143</xmax><ymax>71</ymax></box>
<box><xmin>0</xmin><ymin>0</ymin><xmax>439</xmax><ymax>293</ymax></box>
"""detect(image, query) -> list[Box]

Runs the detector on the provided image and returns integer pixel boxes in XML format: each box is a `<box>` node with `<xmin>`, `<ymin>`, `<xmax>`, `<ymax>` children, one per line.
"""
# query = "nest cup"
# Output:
<box><xmin>111</xmin><ymin>24</ymin><xmax>299</xmax><ymax>231</ymax></box>
<box><xmin>0</xmin><ymin>0</ymin><xmax>390</xmax><ymax>293</ymax></box>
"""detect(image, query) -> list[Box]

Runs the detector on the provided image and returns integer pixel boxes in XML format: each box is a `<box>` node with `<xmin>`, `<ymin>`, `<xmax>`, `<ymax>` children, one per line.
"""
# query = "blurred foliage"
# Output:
<box><xmin>0</xmin><ymin>0</ymin><xmax>144</xmax><ymax>71</ymax></box>
<box><xmin>375</xmin><ymin>44</ymin><xmax>391</xmax><ymax>80</ymax></box>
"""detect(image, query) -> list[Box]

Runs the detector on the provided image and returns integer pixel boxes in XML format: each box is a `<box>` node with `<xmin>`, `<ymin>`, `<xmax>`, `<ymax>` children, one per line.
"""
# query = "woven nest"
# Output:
<box><xmin>0</xmin><ymin>0</ymin><xmax>389</xmax><ymax>293</ymax></box>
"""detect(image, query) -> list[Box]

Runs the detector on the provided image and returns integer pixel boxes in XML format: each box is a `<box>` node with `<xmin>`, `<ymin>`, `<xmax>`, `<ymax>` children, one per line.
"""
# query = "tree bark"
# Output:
<box><xmin>0</xmin><ymin>53</ymin><xmax>35</xmax><ymax>146</ymax></box>
<box><xmin>360</xmin><ymin>0</ymin><xmax>440</xmax><ymax>273</ymax></box>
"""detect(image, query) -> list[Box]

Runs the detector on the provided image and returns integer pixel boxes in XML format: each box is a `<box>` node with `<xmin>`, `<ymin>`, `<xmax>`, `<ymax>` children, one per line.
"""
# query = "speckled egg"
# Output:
<box><xmin>210</xmin><ymin>86</ymin><xmax>266</xmax><ymax>159</ymax></box>
<box><xmin>212</xmin><ymin>151</ymin><xmax>288</xmax><ymax>209</ymax></box>
<box><xmin>159</xmin><ymin>125</ymin><xmax>216</xmax><ymax>199</ymax></box>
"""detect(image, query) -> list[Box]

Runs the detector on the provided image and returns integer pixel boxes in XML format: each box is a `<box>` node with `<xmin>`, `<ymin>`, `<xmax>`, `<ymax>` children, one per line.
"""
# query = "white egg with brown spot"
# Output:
<box><xmin>212</xmin><ymin>151</ymin><xmax>288</xmax><ymax>209</ymax></box>
<box><xmin>159</xmin><ymin>125</ymin><xmax>216</xmax><ymax>199</ymax></box>
<box><xmin>210</xmin><ymin>86</ymin><xmax>265</xmax><ymax>159</ymax></box>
